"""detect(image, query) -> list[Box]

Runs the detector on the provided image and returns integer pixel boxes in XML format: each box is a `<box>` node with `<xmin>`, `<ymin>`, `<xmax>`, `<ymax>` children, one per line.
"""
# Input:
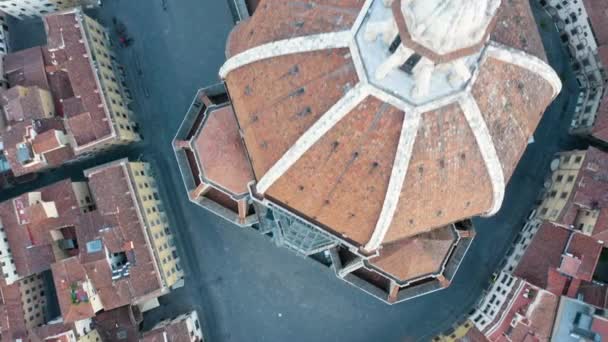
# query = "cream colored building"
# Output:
<box><xmin>128</xmin><ymin>161</ymin><xmax>184</xmax><ymax>290</ymax></box>
<box><xmin>538</xmin><ymin>0</ymin><xmax>606</xmax><ymax>136</ymax></box>
<box><xmin>0</xmin><ymin>218</ymin><xmax>18</xmax><ymax>284</ymax></box>
<box><xmin>0</xmin><ymin>14</ymin><xmax>9</xmax><ymax>89</ymax></box>
<box><xmin>536</xmin><ymin>150</ymin><xmax>587</xmax><ymax>222</ymax></box>
<box><xmin>74</xmin><ymin>10</ymin><xmax>140</xmax><ymax>154</ymax></box>
<box><xmin>19</xmin><ymin>273</ymin><xmax>47</xmax><ymax>330</ymax></box>
<box><xmin>142</xmin><ymin>310</ymin><xmax>203</xmax><ymax>342</ymax></box>
<box><xmin>433</xmin><ymin>320</ymin><xmax>477</xmax><ymax>342</ymax></box>
<box><xmin>0</xmin><ymin>0</ymin><xmax>97</xmax><ymax>19</ymax></box>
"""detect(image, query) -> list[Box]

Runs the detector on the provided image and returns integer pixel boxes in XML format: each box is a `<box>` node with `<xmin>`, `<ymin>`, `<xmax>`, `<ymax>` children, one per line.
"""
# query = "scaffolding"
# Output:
<box><xmin>255</xmin><ymin>203</ymin><xmax>338</xmax><ymax>256</ymax></box>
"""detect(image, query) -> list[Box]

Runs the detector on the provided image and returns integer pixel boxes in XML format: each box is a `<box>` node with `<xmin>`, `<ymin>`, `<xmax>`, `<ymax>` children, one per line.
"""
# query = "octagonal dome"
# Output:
<box><xmin>220</xmin><ymin>0</ymin><xmax>561</xmax><ymax>253</ymax></box>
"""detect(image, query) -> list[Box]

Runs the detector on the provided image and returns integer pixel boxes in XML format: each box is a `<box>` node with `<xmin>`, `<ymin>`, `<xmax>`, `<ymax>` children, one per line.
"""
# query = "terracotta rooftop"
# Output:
<box><xmin>0</xmin><ymin>179</ymin><xmax>81</xmax><ymax>280</ymax></box>
<box><xmin>43</xmin><ymin>10</ymin><xmax>114</xmax><ymax>150</ymax></box>
<box><xmin>513</xmin><ymin>223</ymin><xmax>570</xmax><ymax>289</ymax></box>
<box><xmin>0</xmin><ymin>283</ymin><xmax>28</xmax><ymax>341</ymax></box>
<box><xmin>192</xmin><ymin>105</ymin><xmax>254</xmax><ymax>196</ymax></box>
<box><xmin>51</xmin><ymin>256</ymin><xmax>96</xmax><ymax>323</ymax></box>
<box><xmin>367</xmin><ymin>225</ymin><xmax>457</xmax><ymax>282</ymax></box>
<box><xmin>141</xmin><ymin>320</ymin><xmax>192</xmax><ymax>342</ymax></box>
<box><xmin>583</xmin><ymin>0</ymin><xmax>608</xmax><ymax>47</ymax></box>
<box><xmin>94</xmin><ymin>305</ymin><xmax>141</xmax><ymax>342</ymax></box>
<box><xmin>577</xmin><ymin>281</ymin><xmax>608</xmax><ymax>309</ymax></box>
<box><xmin>3</xmin><ymin>47</ymin><xmax>50</xmax><ymax>90</ymax></box>
<box><xmin>559</xmin><ymin>148</ymin><xmax>608</xmax><ymax>226</ymax></box>
<box><xmin>30</xmin><ymin>322</ymin><xmax>79</xmax><ymax>342</ymax></box>
<box><xmin>84</xmin><ymin>160</ymin><xmax>164</xmax><ymax>309</ymax></box>
<box><xmin>221</xmin><ymin>0</ymin><xmax>559</xmax><ymax>252</ymax></box>
<box><xmin>591</xmin><ymin>94</ymin><xmax>608</xmax><ymax>143</ymax></box>
<box><xmin>591</xmin><ymin>316</ymin><xmax>608</xmax><ymax>339</ymax></box>
<box><xmin>0</xmin><ymin>86</ymin><xmax>50</xmax><ymax>124</ymax></box>
<box><xmin>564</xmin><ymin>232</ymin><xmax>603</xmax><ymax>282</ymax></box>
<box><xmin>507</xmin><ymin>290</ymin><xmax>559</xmax><ymax>342</ymax></box>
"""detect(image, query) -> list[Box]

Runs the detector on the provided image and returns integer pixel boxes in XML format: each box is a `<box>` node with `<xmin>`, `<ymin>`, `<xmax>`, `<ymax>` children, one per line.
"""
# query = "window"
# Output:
<box><xmin>567</xmin><ymin>175</ymin><xmax>575</xmax><ymax>182</ymax></box>
<box><xmin>560</xmin><ymin>192</ymin><xmax>569</xmax><ymax>199</ymax></box>
<box><xmin>575</xmin><ymin>156</ymin><xmax>583</xmax><ymax>163</ymax></box>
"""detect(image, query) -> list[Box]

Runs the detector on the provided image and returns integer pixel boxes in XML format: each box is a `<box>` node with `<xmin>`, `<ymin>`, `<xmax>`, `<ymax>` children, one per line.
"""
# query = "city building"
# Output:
<box><xmin>513</xmin><ymin>223</ymin><xmax>604</xmax><ymax>298</ymax></box>
<box><xmin>94</xmin><ymin>305</ymin><xmax>142</xmax><ymax>342</ymax></box>
<box><xmin>479</xmin><ymin>282</ymin><xmax>559</xmax><ymax>341</ymax></box>
<box><xmin>0</xmin><ymin>8</ymin><xmax>138</xmax><ymax>183</ymax></box>
<box><xmin>175</xmin><ymin>0</ymin><xmax>561</xmax><ymax>303</ymax></box>
<box><xmin>538</xmin><ymin>0</ymin><xmax>608</xmax><ymax>143</ymax></box>
<box><xmin>0</xmin><ymin>158</ymin><xmax>182</xmax><ymax>331</ymax></box>
<box><xmin>0</xmin><ymin>275</ymin><xmax>48</xmax><ymax>340</ymax></box>
<box><xmin>0</xmin><ymin>0</ymin><xmax>98</xmax><ymax>19</ymax></box>
<box><xmin>30</xmin><ymin>319</ymin><xmax>102</xmax><ymax>342</ymax></box>
<box><xmin>537</xmin><ymin>147</ymin><xmax>608</xmax><ymax>240</ymax></box>
<box><xmin>552</xmin><ymin>296</ymin><xmax>608</xmax><ymax>341</ymax></box>
<box><xmin>141</xmin><ymin>310</ymin><xmax>203</xmax><ymax>342</ymax></box>
<box><xmin>0</xmin><ymin>13</ymin><xmax>10</xmax><ymax>89</ymax></box>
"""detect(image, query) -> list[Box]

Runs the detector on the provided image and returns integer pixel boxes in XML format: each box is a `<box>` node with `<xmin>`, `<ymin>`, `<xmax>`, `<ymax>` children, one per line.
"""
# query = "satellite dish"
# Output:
<box><xmin>550</xmin><ymin>158</ymin><xmax>560</xmax><ymax>172</ymax></box>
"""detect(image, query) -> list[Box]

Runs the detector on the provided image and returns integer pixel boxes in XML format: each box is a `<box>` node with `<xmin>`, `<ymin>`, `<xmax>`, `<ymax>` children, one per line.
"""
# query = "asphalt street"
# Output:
<box><xmin>2</xmin><ymin>1</ymin><xmax>586</xmax><ymax>341</ymax></box>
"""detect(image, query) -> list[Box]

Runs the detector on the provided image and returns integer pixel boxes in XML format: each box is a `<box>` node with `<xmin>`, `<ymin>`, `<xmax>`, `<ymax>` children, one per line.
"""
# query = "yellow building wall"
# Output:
<box><xmin>128</xmin><ymin>162</ymin><xmax>184</xmax><ymax>290</ymax></box>
<box><xmin>77</xmin><ymin>329</ymin><xmax>102</xmax><ymax>342</ymax></box>
<box><xmin>537</xmin><ymin>150</ymin><xmax>587</xmax><ymax>222</ymax></box>
<box><xmin>82</xmin><ymin>14</ymin><xmax>140</xmax><ymax>146</ymax></box>
<box><xmin>19</xmin><ymin>274</ymin><xmax>47</xmax><ymax>330</ymax></box>
<box><xmin>433</xmin><ymin>320</ymin><xmax>475</xmax><ymax>342</ymax></box>
<box><xmin>37</xmin><ymin>87</ymin><xmax>56</xmax><ymax>118</ymax></box>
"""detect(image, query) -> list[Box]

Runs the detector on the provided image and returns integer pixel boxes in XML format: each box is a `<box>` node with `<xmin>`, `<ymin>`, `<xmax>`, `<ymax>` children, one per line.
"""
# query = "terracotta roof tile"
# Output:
<box><xmin>565</xmin><ymin>232</ymin><xmax>603</xmax><ymax>281</ymax></box>
<box><xmin>85</xmin><ymin>161</ymin><xmax>164</xmax><ymax>308</ymax></box>
<box><xmin>43</xmin><ymin>11</ymin><xmax>113</xmax><ymax>149</ymax></box>
<box><xmin>387</xmin><ymin>103</ymin><xmax>493</xmax><ymax>242</ymax></box>
<box><xmin>141</xmin><ymin>321</ymin><xmax>192</xmax><ymax>342</ymax></box>
<box><xmin>367</xmin><ymin>225</ymin><xmax>457</xmax><ymax>281</ymax></box>
<box><xmin>0</xmin><ymin>283</ymin><xmax>28</xmax><ymax>341</ymax></box>
<box><xmin>32</xmin><ymin>129</ymin><xmax>62</xmax><ymax>154</ymax></box>
<box><xmin>267</xmin><ymin>96</ymin><xmax>402</xmax><ymax>244</ymax></box>
<box><xmin>490</xmin><ymin>0</ymin><xmax>548</xmax><ymax>62</ymax></box>
<box><xmin>94</xmin><ymin>305</ymin><xmax>141</xmax><ymax>342</ymax></box>
<box><xmin>0</xmin><ymin>86</ymin><xmax>50</xmax><ymax>124</ymax></box>
<box><xmin>193</xmin><ymin>105</ymin><xmax>254</xmax><ymax>196</ymax></box>
<box><xmin>0</xmin><ymin>179</ymin><xmax>81</xmax><ymax>279</ymax></box>
<box><xmin>514</xmin><ymin>223</ymin><xmax>570</xmax><ymax>289</ymax></box>
<box><xmin>226</xmin><ymin>0</ymin><xmax>364</xmax><ymax>57</ymax></box>
<box><xmin>583</xmin><ymin>0</ymin><xmax>608</xmax><ymax>47</ymax></box>
<box><xmin>591</xmin><ymin>94</ymin><xmax>608</xmax><ymax>143</ymax></box>
<box><xmin>51</xmin><ymin>256</ymin><xmax>96</xmax><ymax>323</ymax></box>
<box><xmin>4</xmin><ymin>47</ymin><xmax>50</xmax><ymax>90</ymax></box>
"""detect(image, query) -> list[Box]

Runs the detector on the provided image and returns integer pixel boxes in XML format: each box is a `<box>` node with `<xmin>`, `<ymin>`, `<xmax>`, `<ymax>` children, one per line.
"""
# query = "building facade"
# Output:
<box><xmin>0</xmin><ymin>0</ymin><xmax>98</xmax><ymax>19</ymax></box>
<box><xmin>141</xmin><ymin>310</ymin><xmax>203</xmax><ymax>342</ymax></box>
<box><xmin>538</xmin><ymin>0</ymin><xmax>608</xmax><ymax>143</ymax></box>
<box><xmin>537</xmin><ymin>147</ymin><xmax>608</xmax><ymax>239</ymax></box>
<box><xmin>175</xmin><ymin>0</ymin><xmax>560</xmax><ymax>303</ymax></box>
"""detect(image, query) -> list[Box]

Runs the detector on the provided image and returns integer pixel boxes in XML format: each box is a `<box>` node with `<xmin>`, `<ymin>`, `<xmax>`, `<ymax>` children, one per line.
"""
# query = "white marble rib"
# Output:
<box><xmin>460</xmin><ymin>94</ymin><xmax>505</xmax><ymax>216</ymax></box>
<box><xmin>256</xmin><ymin>83</ymin><xmax>370</xmax><ymax>194</ymax></box>
<box><xmin>219</xmin><ymin>31</ymin><xmax>352</xmax><ymax>78</ymax></box>
<box><xmin>487</xmin><ymin>43</ymin><xmax>562</xmax><ymax>98</ymax></box>
<box><xmin>364</xmin><ymin>109</ymin><xmax>422</xmax><ymax>252</ymax></box>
